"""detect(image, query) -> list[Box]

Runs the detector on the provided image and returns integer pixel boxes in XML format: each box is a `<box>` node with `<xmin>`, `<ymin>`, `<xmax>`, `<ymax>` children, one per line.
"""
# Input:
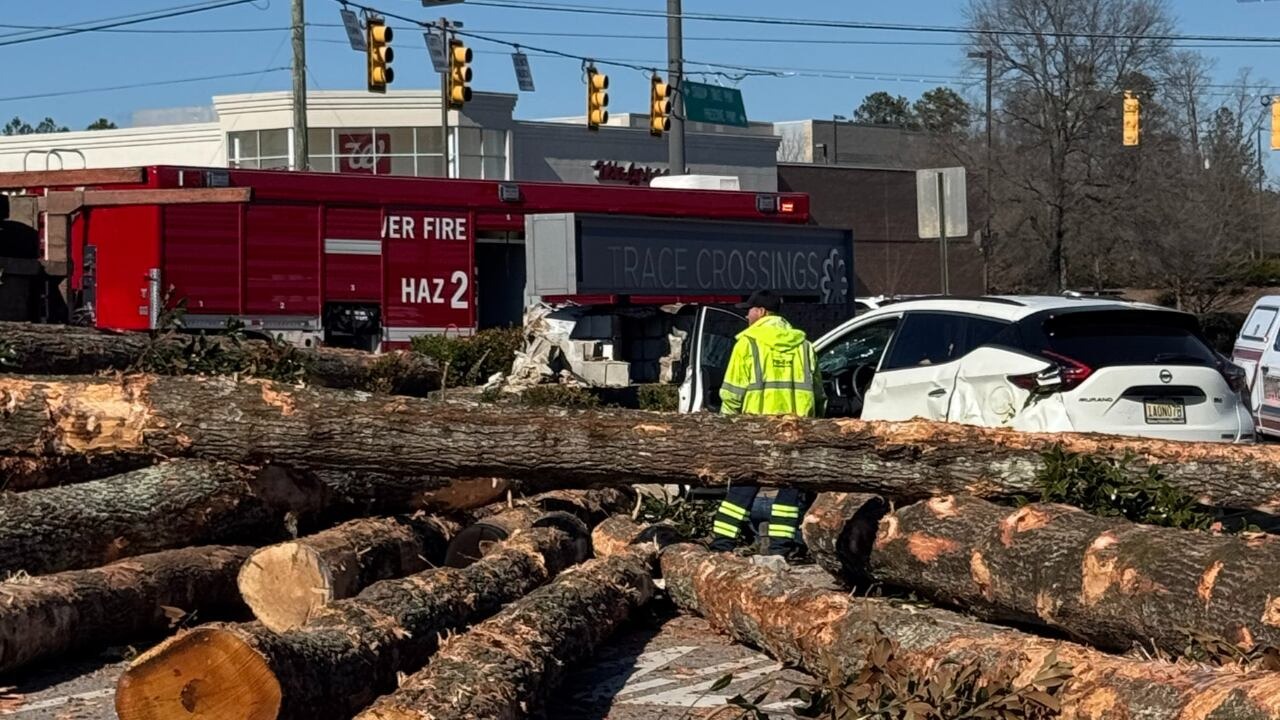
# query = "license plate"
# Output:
<box><xmin>1267</xmin><ymin>376</ymin><xmax>1280</xmax><ymax>402</ymax></box>
<box><xmin>1144</xmin><ymin>399</ymin><xmax>1186</xmax><ymax>425</ymax></box>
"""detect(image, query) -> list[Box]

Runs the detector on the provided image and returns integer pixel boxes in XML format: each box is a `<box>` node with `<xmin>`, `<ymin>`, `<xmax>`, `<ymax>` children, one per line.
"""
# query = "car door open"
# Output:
<box><xmin>679</xmin><ymin>306</ymin><xmax>748</xmax><ymax>413</ymax></box>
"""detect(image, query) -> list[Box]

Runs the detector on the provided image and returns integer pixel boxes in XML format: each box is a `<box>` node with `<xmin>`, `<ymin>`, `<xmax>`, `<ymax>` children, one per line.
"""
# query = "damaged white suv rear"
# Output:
<box><xmin>685</xmin><ymin>296</ymin><xmax>1254</xmax><ymax>442</ymax></box>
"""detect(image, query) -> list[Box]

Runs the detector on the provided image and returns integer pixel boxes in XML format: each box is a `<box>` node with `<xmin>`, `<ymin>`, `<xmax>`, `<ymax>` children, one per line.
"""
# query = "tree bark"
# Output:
<box><xmin>0</xmin><ymin>453</ymin><xmax>153</xmax><ymax>491</ymax></box>
<box><xmin>355</xmin><ymin>520</ymin><xmax>657</xmax><ymax>720</ymax></box>
<box><xmin>0</xmin><ymin>460</ymin><xmax>303</xmax><ymax>576</ymax></box>
<box><xmin>662</xmin><ymin>543</ymin><xmax>1280</xmax><ymax>720</ymax></box>
<box><xmin>238</xmin><ymin>514</ymin><xmax>461</xmax><ymax>633</ymax></box>
<box><xmin>9</xmin><ymin>374</ymin><xmax>1280</xmax><ymax>514</ymax></box>
<box><xmin>0</xmin><ymin>544</ymin><xmax>251</xmax><ymax>674</ymax></box>
<box><xmin>856</xmin><ymin>494</ymin><xmax>1280</xmax><ymax>656</ymax></box>
<box><xmin>0</xmin><ymin>321</ymin><xmax>440</xmax><ymax>396</ymax></box>
<box><xmin>115</xmin><ymin>526</ymin><xmax>586</xmax><ymax>720</ymax></box>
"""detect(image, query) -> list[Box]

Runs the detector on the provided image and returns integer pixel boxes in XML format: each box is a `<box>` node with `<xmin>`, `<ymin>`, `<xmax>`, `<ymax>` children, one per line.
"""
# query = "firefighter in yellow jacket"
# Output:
<box><xmin>709</xmin><ymin>290</ymin><xmax>825</xmax><ymax>559</ymax></box>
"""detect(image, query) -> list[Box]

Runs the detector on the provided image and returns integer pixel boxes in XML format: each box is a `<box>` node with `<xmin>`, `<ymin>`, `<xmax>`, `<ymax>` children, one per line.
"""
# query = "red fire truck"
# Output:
<box><xmin>0</xmin><ymin>165</ymin><xmax>851</xmax><ymax>350</ymax></box>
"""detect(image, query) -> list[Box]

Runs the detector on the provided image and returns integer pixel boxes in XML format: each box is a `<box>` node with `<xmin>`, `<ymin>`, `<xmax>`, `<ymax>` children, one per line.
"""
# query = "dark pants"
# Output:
<box><xmin>709</xmin><ymin>486</ymin><xmax>810</xmax><ymax>555</ymax></box>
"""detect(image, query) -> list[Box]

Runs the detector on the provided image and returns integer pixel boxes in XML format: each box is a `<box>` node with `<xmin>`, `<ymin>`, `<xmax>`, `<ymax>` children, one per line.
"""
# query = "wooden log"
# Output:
<box><xmin>11</xmin><ymin>373</ymin><xmax>1280</xmax><ymax>514</ymax></box>
<box><xmin>0</xmin><ymin>321</ymin><xmax>440</xmax><ymax>396</ymax></box>
<box><xmin>114</xmin><ymin>525</ymin><xmax>586</xmax><ymax>720</ymax></box>
<box><xmin>662</xmin><ymin>543</ymin><xmax>1280</xmax><ymax>720</ymax></box>
<box><xmin>442</xmin><ymin>488</ymin><xmax>634</xmax><ymax>568</ymax></box>
<box><xmin>799</xmin><ymin>492</ymin><xmax>889</xmax><ymax>586</ymax></box>
<box><xmin>0</xmin><ymin>453</ymin><xmax>152</xmax><ymax>491</ymax></box>
<box><xmin>859</xmin><ymin>494</ymin><xmax>1280</xmax><ymax>656</ymax></box>
<box><xmin>354</xmin><ymin>519</ymin><xmax>658</xmax><ymax>720</ymax></box>
<box><xmin>0</xmin><ymin>545</ymin><xmax>251</xmax><ymax>674</ymax></box>
<box><xmin>238</xmin><ymin>514</ymin><xmax>460</xmax><ymax>632</ymax></box>
<box><xmin>0</xmin><ymin>460</ymin><xmax>303</xmax><ymax>576</ymax></box>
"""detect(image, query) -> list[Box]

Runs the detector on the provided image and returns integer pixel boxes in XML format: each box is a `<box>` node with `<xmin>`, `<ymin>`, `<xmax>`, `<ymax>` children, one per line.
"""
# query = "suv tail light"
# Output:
<box><xmin>1008</xmin><ymin>351</ymin><xmax>1094</xmax><ymax>394</ymax></box>
<box><xmin>1218</xmin><ymin>357</ymin><xmax>1248</xmax><ymax>395</ymax></box>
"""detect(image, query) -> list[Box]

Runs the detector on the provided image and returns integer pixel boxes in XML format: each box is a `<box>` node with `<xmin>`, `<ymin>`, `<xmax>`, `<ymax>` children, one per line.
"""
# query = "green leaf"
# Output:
<box><xmin>710</xmin><ymin>673</ymin><xmax>734</xmax><ymax>692</ymax></box>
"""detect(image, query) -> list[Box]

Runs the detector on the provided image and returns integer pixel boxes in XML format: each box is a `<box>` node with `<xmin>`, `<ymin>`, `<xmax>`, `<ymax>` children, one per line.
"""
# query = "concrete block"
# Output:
<box><xmin>579</xmin><ymin>360</ymin><xmax>631</xmax><ymax>388</ymax></box>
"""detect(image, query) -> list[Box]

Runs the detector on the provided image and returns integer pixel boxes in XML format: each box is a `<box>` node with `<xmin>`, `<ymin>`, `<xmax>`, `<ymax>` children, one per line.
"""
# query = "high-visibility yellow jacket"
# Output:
<box><xmin>719</xmin><ymin>315</ymin><xmax>825</xmax><ymax>417</ymax></box>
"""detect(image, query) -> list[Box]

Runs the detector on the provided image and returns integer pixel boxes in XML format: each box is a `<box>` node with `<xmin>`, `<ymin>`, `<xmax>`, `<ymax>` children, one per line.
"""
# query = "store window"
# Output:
<box><xmin>227</xmin><ymin>126</ymin><xmax>506</xmax><ymax>179</ymax></box>
<box><xmin>228</xmin><ymin>129</ymin><xmax>288</xmax><ymax>170</ymax></box>
<box><xmin>455</xmin><ymin>127</ymin><xmax>507</xmax><ymax>180</ymax></box>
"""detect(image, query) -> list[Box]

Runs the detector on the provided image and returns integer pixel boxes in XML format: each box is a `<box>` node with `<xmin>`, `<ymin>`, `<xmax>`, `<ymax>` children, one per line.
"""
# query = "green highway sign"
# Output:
<box><xmin>682</xmin><ymin>82</ymin><xmax>748</xmax><ymax>127</ymax></box>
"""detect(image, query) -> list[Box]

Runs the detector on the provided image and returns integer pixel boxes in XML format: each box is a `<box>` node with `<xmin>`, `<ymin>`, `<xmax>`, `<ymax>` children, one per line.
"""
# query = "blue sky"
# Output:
<box><xmin>2</xmin><ymin>1</ymin><xmax>1280</xmax><ymax>130</ymax></box>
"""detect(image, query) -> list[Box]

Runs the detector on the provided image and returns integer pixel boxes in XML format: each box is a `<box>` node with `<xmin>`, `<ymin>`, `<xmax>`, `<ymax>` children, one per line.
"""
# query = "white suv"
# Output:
<box><xmin>681</xmin><ymin>295</ymin><xmax>1254</xmax><ymax>443</ymax></box>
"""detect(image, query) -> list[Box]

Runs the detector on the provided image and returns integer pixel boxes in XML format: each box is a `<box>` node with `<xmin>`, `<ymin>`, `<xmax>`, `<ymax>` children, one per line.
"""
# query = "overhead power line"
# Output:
<box><xmin>0</xmin><ymin>0</ymin><xmax>247</xmax><ymax>39</ymax></box>
<box><xmin>329</xmin><ymin>0</ymin><xmax>1280</xmax><ymax>92</ymax></box>
<box><xmin>0</xmin><ymin>23</ymin><xmax>284</xmax><ymax>35</ymax></box>
<box><xmin>0</xmin><ymin>67</ymin><xmax>290</xmax><ymax>103</ymax></box>
<box><xmin>461</xmin><ymin>0</ymin><xmax>1280</xmax><ymax>45</ymax></box>
<box><xmin>0</xmin><ymin>0</ymin><xmax>265</xmax><ymax>48</ymax></box>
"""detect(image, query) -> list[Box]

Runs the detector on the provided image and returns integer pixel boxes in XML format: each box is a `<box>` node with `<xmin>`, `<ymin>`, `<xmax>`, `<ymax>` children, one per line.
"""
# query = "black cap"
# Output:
<box><xmin>735</xmin><ymin>289</ymin><xmax>782</xmax><ymax>312</ymax></box>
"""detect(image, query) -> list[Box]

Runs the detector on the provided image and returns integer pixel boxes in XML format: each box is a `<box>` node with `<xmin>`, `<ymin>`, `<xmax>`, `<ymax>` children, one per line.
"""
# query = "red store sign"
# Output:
<box><xmin>592</xmin><ymin>160</ymin><xmax>670</xmax><ymax>186</ymax></box>
<box><xmin>339</xmin><ymin>132</ymin><xmax>392</xmax><ymax>174</ymax></box>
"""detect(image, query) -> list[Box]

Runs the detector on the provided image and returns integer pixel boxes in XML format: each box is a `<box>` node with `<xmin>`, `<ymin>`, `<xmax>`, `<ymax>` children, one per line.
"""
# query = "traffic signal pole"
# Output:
<box><xmin>291</xmin><ymin>0</ymin><xmax>308</xmax><ymax>171</ymax></box>
<box><xmin>667</xmin><ymin>0</ymin><xmax>685</xmax><ymax>175</ymax></box>
<box><xmin>440</xmin><ymin>17</ymin><xmax>451</xmax><ymax>178</ymax></box>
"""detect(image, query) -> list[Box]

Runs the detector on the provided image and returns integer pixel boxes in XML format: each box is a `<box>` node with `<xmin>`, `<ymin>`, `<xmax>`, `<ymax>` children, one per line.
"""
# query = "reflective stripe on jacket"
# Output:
<box><xmin>719</xmin><ymin>315</ymin><xmax>824</xmax><ymax>417</ymax></box>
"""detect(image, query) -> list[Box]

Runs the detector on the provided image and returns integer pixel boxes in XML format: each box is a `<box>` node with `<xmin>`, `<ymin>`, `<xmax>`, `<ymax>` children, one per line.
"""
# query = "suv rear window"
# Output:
<box><xmin>1040</xmin><ymin>311</ymin><xmax>1217</xmax><ymax>368</ymax></box>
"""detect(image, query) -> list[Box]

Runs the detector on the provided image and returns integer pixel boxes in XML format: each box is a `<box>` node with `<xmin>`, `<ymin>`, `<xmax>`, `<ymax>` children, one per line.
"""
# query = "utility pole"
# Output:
<box><xmin>291</xmin><ymin>0</ymin><xmax>308</xmax><ymax>171</ymax></box>
<box><xmin>1261</xmin><ymin>96</ymin><xmax>1271</xmax><ymax>259</ymax></box>
<box><xmin>667</xmin><ymin>0</ymin><xmax>685</xmax><ymax>175</ymax></box>
<box><xmin>440</xmin><ymin>17</ymin><xmax>451</xmax><ymax>178</ymax></box>
<box><xmin>968</xmin><ymin>50</ymin><xmax>994</xmax><ymax>293</ymax></box>
<box><xmin>982</xmin><ymin>52</ymin><xmax>993</xmax><ymax>293</ymax></box>
<box><xmin>832</xmin><ymin>114</ymin><xmax>846</xmax><ymax>165</ymax></box>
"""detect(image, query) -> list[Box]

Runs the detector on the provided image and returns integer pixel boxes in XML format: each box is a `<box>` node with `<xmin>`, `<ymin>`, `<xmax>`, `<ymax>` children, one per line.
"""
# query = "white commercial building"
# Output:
<box><xmin>0</xmin><ymin>89</ymin><xmax>780</xmax><ymax>191</ymax></box>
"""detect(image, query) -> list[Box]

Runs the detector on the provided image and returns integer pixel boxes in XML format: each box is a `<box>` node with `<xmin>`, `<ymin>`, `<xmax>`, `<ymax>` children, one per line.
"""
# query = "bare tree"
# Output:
<box><xmin>967</xmin><ymin>0</ymin><xmax>1174</xmax><ymax>291</ymax></box>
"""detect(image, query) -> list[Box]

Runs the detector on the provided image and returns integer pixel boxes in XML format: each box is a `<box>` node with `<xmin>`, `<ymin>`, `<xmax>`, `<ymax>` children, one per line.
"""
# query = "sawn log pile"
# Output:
<box><xmin>10</xmin><ymin>333</ymin><xmax>1280</xmax><ymax>718</ymax></box>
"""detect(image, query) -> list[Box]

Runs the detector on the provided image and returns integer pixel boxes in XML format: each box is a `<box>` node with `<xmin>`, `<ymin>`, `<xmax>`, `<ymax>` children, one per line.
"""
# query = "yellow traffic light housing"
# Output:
<box><xmin>448</xmin><ymin>39</ymin><xmax>472</xmax><ymax>109</ymax></box>
<box><xmin>587</xmin><ymin>66</ymin><xmax>609</xmax><ymax>131</ymax></box>
<box><xmin>649</xmin><ymin>74</ymin><xmax>671</xmax><ymax>137</ymax></box>
<box><xmin>1271</xmin><ymin>98</ymin><xmax>1280</xmax><ymax>151</ymax></box>
<box><xmin>366</xmin><ymin>17</ymin><xmax>393</xmax><ymax>94</ymax></box>
<box><xmin>1122</xmin><ymin>91</ymin><xmax>1139</xmax><ymax>147</ymax></box>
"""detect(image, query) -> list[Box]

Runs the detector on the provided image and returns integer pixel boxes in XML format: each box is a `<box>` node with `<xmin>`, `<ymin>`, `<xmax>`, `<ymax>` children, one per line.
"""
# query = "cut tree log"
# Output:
<box><xmin>662</xmin><ymin>543</ymin><xmax>1280</xmax><ymax>720</ymax></box>
<box><xmin>11</xmin><ymin>373</ymin><xmax>1280</xmax><ymax>514</ymax></box>
<box><xmin>442</xmin><ymin>488</ymin><xmax>634</xmax><ymax>568</ymax></box>
<box><xmin>814</xmin><ymin>492</ymin><xmax>1280</xmax><ymax>656</ymax></box>
<box><xmin>238</xmin><ymin>514</ymin><xmax>461</xmax><ymax>632</ymax></box>
<box><xmin>115</xmin><ymin>525</ymin><xmax>588</xmax><ymax>720</ymax></box>
<box><xmin>799</xmin><ymin>492</ymin><xmax>889</xmax><ymax>586</ymax></box>
<box><xmin>0</xmin><ymin>460</ymin><xmax>306</xmax><ymax>575</ymax></box>
<box><xmin>0</xmin><ymin>545</ymin><xmax>252</xmax><ymax>674</ymax></box>
<box><xmin>0</xmin><ymin>453</ymin><xmax>153</xmax><ymax>491</ymax></box>
<box><xmin>0</xmin><ymin>321</ymin><xmax>440</xmax><ymax>396</ymax></box>
<box><xmin>355</xmin><ymin>518</ymin><xmax>658</xmax><ymax>720</ymax></box>
<box><xmin>289</xmin><ymin>470</ymin><xmax>507</xmax><ymax>517</ymax></box>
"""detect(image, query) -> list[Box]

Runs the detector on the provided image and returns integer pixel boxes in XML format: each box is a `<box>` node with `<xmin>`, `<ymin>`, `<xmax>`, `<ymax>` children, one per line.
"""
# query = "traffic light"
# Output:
<box><xmin>1271</xmin><ymin>98</ymin><xmax>1280</xmax><ymax>151</ymax></box>
<box><xmin>649</xmin><ymin>74</ymin><xmax>671</xmax><ymax>137</ymax></box>
<box><xmin>366</xmin><ymin>17</ymin><xmax>393</xmax><ymax>94</ymax></box>
<box><xmin>448</xmin><ymin>38</ymin><xmax>472</xmax><ymax>109</ymax></box>
<box><xmin>587</xmin><ymin>66</ymin><xmax>609</xmax><ymax>130</ymax></box>
<box><xmin>1122</xmin><ymin>91</ymin><xmax>1139</xmax><ymax>147</ymax></box>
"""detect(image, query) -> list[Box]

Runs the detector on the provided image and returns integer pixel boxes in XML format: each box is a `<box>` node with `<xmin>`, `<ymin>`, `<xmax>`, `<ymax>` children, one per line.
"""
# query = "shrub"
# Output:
<box><xmin>1197</xmin><ymin>312</ymin><xmax>1245</xmax><ymax>356</ymax></box>
<box><xmin>518</xmin><ymin>384</ymin><xmax>600</xmax><ymax>409</ymax></box>
<box><xmin>411</xmin><ymin>327</ymin><xmax>523</xmax><ymax>388</ymax></box>
<box><xmin>637</xmin><ymin>383</ymin><xmax>680</xmax><ymax>412</ymax></box>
